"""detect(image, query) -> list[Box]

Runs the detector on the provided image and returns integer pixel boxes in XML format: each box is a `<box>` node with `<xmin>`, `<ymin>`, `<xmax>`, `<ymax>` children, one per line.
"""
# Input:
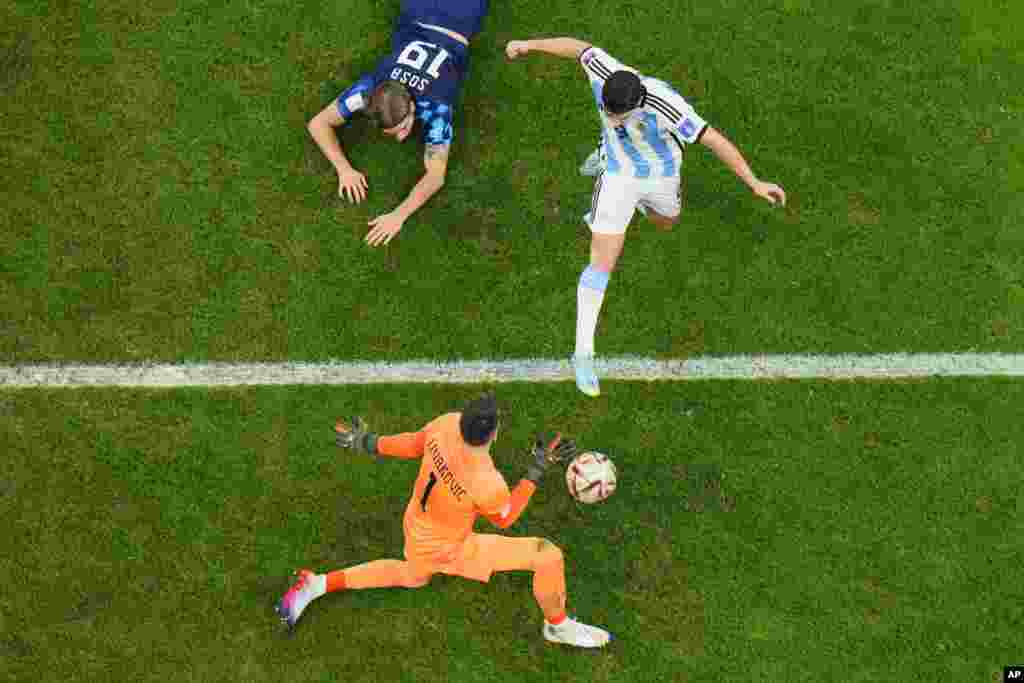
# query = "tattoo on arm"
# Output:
<box><xmin>424</xmin><ymin>144</ymin><xmax>448</xmax><ymax>161</ymax></box>
<box><xmin>423</xmin><ymin>144</ymin><xmax>450</xmax><ymax>180</ymax></box>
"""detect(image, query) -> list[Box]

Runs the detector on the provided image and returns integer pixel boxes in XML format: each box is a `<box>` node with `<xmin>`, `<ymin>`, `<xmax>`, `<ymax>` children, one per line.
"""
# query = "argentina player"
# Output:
<box><xmin>307</xmin><ymin>0</ymin><xmax>489</xmax><ymax>247</ymax></box>
<box><xmin>506</xmin><ymin>37</ymin><xmax>786</xmax><ymax>396</ymax></box>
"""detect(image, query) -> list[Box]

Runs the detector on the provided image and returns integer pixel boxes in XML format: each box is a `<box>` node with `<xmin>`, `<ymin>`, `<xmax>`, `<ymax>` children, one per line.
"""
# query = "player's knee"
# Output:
<box><xmin>590</xmin><ymin>253</ymin><xmax>619</xmax><ymax>273</ymax></box>
<box><xmin>590</xmin><ymin>236</ymin><xmax>625</xmax><ymax>272</ymax></box>
<box><xmin>402</xmin><ymin>567</ymin><xmax>432</xmax><ymax>588</ymax></box>
<box><xmin>648</xmin><ymin>211</ymin><xmax>678</xmax><ymax>229</ymax></box>
<box><xmin>404</xmin><ymin>576</ymin><xmax>430</xmax><ymax>588</ymax></box>
<box><xmin>535</xmin><ymin>538</ymin><xmax>563</xmax><ymax>565</ymax></box>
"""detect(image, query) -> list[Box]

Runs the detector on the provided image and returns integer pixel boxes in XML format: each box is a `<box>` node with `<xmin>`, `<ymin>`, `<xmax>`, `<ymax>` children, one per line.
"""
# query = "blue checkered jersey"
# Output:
<box><xmin>579</xmin><ymin>46</ymin><xmax>709</xmax><ymax>179</ymax></box>
<box><xmin>336</xmin><ymin>23</ymin><xmax>470</xmax><ymax>147</ymax></box>
<box><xmin>397</xmin><ymin>0</ymin><xmax>488</xmax><ymax>41</ymax></box>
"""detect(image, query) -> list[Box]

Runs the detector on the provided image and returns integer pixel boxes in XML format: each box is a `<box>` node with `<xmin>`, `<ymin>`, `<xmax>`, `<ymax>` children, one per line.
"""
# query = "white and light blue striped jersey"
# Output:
<box><xmin>579</xmin><ymin>46</ymin><xmax>709</xmax><ymax>179</ymax></box>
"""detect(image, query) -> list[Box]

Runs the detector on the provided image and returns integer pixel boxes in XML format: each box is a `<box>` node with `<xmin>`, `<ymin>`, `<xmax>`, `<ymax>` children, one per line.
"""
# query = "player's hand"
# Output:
<box><xmin>527</xmin><ymin>432</ymin><xmax>577</xmax><ymax>482</ymax></box>
<box><xmin>365</xmin><ymin>211</ymin><xmax>405</xmax><ymax>247</ymax></box>
<box><xmin>335</xmin><ymin>417</ymin><xmax>372</xmax><ymax>454</ymax></box>
<box><xmin>505</xmin><ymin>40</ymin><xmax>530</xmax><ymax>60</ymax></box>
<box><xmin>337</xmin><ymin>167</ymin><xmax>368</xmax><ymax>204</ymax></box>
<box><xmin>752</xmin><ymin>180</ymin><xmax>786</xmax><ymax>207</ymax></box>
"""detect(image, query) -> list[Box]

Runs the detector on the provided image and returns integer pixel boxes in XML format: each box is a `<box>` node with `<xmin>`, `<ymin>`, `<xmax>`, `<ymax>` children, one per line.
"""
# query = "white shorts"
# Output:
<box><xmin>586</xmin><ymin>171</ymin><xmax>682</xmax><ymax>235</ymax></box>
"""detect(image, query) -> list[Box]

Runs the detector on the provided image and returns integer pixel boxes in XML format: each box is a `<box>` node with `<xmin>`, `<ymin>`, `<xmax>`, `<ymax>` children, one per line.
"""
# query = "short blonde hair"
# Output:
<box><xmin>366</xmin><ymin>80</ymin><xmax>413</xmax><ymax>129</ymax></box>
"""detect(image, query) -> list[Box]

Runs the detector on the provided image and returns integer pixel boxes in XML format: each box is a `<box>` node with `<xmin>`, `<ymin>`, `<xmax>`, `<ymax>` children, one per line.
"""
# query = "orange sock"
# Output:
<box><xmin>534</xmin><ymin>553</ymin><xmax>568</xmax><ymax>623</ymax></box>
<box><xmin>326</xmin><ymin>570</ymin><xmax>347</xmax><ymax>593</ymax></box>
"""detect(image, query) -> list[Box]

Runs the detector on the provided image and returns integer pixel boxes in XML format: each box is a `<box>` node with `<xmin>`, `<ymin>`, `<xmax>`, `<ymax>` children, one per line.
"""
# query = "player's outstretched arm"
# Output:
<box><xmin>699</xmin><ymin>126</ymin><xmax>787</xmax><ymax>207</ymax></box>
<box><xmin>505</xmin><ymin>37</ymin><xmax>591</xmax><ymax>61</ymax></box>
<box><xmin>484</xmin><ymin>433</ymin><xmax>578</xmax><ymax>529</ymax></box>
<box><xmin>307</xmin><ymin>103</ymin><xmax>369</xmax><ymax>204</ymax></box>
<box><xmin>335</xmin><ymin>418</ymin><xmax>426</xmax><ymax>460</ymax></box>
<box><xmin>365</xmin><ymin>143</ymin><xmax>449</xmax><ymax>247</ymax></box>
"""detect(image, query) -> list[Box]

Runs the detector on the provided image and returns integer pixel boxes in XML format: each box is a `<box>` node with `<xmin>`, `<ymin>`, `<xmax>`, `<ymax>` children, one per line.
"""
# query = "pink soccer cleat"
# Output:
<box><xmin>276</xmin><ymin>569</ymin><xmax>324</xmax><ymax>629</ymax></box>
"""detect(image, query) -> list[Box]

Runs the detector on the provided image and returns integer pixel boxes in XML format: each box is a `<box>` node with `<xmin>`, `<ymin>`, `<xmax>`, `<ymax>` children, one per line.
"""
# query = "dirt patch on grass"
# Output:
<box><xmin>2</xmin><ymin>634</ymin><xmax>33</xmax><ymax>658</ymax></box>
<box><xmin>627</xmin><ymin>539</ymin><xmax>705</xmax><ymax>655</ymax></box>
<box><xmin>658</xmin><ymin>319</ymin><xmax>706</xmax><ymax>358</ymax></box>
<box><xmin>990</xmin><ymin>319</ymin><xmax>1010</xmax><ymax>338</ymax></box>
<box><xmin>848</xmin><ymin>193</ymin><xmax>881</xmax><ymax>226</ymax></box>
<box><xmin>0</xmin><ymin>33</ymin><xmax>31</xmax><ymax>89</ymax></box>
<box><xmin>862</xmin><ymin>575</ymin><xmax>897</xmax><ymax>624</ymax></box>
<box><xmin>67</xmin><ymin>590</ymin><xmax>114</xmax><ymax>624</ymax></box>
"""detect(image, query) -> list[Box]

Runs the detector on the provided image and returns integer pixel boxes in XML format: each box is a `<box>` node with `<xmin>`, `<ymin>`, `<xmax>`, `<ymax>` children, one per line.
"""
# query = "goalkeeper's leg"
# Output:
<box><xmin>481</xmin><ymin>536</ymin><xmax>612</xmax><ymax>648</ymax></box>
<box><xmin>276</xmin><ymin>560</ymin><xmax>430</xmax><ymax>628</ymax></box>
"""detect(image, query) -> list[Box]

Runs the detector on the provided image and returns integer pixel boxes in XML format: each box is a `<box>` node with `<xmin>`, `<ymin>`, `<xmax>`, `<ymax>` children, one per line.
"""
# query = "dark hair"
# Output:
<box><xmin>602</xmin><ymin>70</ymin><xmax>646</xmax><ymax>114</ymax></box>
<box><xmin>366</xmin><ymin>80</ymin><xmax>413</xmax><ymax>129</ymax></box>
<box><xmin>459</xmin><ymin>392</ymin><xmax>499</xmax><ymax>446</ymax></box>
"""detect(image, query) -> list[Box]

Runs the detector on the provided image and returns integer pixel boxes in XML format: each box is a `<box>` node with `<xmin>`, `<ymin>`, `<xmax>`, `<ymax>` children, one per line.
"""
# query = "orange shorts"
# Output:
<box><xmin>405</xmin><ymin>533</ymin><xmax>539</xmax><ymax>583</ymax></box>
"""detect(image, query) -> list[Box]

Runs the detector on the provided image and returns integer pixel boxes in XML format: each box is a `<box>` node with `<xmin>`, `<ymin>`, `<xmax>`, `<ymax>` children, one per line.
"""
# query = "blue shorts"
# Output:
<box><xmin>398</xmin><ymin>0</ymin><xmax>489</xmax><ymax>40</ymax></box>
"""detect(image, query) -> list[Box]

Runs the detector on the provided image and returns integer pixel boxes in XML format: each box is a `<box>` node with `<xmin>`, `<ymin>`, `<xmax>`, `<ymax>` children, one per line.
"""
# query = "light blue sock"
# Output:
<box><xmin>575</xmin><ymin>265</ymin><xmax>610</xmax><ymax>356</ymax></box>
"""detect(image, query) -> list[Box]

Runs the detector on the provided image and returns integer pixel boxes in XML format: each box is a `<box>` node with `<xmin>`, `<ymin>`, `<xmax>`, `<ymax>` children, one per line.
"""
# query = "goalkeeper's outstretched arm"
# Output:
<box><xmin>335</xmin><ymin>418</ymin><xmax>426</xmax><ymax>460</ymax></box>
<box><xmin>485</xmin><ymin>479</ymin><xmax>537</xmax><ymax>529</ymax></box>
<box><xmin>483</xmin><ymin>433</ymin><xmax>577</xmax><ymax>529</ymax></box>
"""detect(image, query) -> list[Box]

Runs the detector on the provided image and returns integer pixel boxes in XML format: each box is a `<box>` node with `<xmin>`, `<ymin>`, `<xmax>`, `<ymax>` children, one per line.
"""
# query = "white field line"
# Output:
<box><xmin>1</xmin><ymin>353</ymin><xmax>1024</xmax><ymax>388</ymax></box>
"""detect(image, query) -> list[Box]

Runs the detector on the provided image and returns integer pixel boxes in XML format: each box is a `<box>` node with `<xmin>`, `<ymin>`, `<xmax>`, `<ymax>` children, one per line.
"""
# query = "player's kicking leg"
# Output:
<box><xmin>574</xmin><ymin>174</ymin><xmax>635</xmax><ymax>397</ymax></box>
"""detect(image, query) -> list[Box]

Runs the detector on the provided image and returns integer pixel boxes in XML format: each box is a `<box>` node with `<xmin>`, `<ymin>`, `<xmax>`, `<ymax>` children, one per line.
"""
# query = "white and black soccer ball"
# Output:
<box><xmin>565</xmin><ymin>451</ymin><xmax>617</xmax><ymax>504</ymax></box>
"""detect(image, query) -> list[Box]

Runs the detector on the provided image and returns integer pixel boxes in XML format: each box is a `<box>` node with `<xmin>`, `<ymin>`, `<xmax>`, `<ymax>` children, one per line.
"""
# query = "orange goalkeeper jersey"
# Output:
<box><xmin>375</xmin><ymin>412</ymin><xmax>533</xmax><ymax>565</ymax></box>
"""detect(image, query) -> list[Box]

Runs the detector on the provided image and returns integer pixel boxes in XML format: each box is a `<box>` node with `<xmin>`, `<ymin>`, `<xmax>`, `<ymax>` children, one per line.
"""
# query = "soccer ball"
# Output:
<box><xmin>565</xmin><ymin>451</ymin><xmax>617</xmax><ymax>504</ymax></box>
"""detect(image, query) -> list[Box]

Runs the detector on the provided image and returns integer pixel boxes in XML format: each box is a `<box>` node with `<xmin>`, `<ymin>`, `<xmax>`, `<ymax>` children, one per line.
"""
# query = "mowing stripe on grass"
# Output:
<box><xmin>2</xmin><ymin>353</ymin><xmax>1023</xmax><ymax>387</ymax></box>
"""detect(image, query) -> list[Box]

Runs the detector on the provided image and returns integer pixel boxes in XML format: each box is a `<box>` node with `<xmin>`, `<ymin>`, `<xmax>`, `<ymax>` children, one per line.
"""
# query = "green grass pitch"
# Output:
<box><xmin>2</xmin><ymin>381</ymin><xmax>1021</xmax><ymax>681</ymax></box>
<box><xmin>2</xmin><ymin>0</ymin><xmax>1023</xmax><ymax>680</ymax></box>
<box><xmin>2</xmin><ymin>0</ymin><xmax>1023</xmax><ymax>362</ymax></box>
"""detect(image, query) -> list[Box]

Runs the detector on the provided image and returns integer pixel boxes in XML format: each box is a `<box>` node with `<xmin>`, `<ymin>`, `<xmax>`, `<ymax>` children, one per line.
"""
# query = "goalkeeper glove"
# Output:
<box><xmin>335</xmin><ymin>417</ymin><xmax>379</xmax><ymax>456</ymax></box>
<box><xmin>526</xmin><ymin>432</ymin><xmax>577</xmax><ymax>483</ymax></box>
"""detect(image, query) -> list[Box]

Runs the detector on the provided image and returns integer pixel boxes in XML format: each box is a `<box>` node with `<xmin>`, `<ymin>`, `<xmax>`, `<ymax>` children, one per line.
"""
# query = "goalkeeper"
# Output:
<box><xmin>276</xmin><ymin>392</ymin><xmax>612</xmax><ymax>648</ymax></box>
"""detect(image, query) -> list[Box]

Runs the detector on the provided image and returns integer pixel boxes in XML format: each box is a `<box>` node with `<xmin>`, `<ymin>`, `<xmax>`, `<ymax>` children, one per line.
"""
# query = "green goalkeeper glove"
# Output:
<box><xmin>526</xmin><ymin>432</ymin><xmax>577</xmax><ymax>483</ymax></box>
<box><xmin>335</xmin><ymin>417</ymin><xmax>379</xmax><ymax>456</ymax></box>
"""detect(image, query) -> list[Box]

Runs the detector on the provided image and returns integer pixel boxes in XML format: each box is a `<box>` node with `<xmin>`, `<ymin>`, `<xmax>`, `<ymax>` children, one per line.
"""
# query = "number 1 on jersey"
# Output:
<box><xmin>420</xmin><ymin>472</ymin><xmax>438</xmax><ymax>511</ymax></box>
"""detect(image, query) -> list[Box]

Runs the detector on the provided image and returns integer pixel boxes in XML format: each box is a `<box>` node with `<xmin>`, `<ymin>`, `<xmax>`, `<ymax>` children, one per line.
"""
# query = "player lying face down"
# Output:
<box><xmin>306</xmin><ymin>0</ymin><xmax>489</xmax><ymax>246</ymax></box>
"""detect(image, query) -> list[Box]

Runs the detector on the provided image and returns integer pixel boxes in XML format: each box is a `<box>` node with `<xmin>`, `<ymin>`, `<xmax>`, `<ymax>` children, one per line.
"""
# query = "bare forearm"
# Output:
<box><xmin>521</xmin><ymin>37</ymin><xmax>590</xmax><ymax>59</ymax></box>
<box><xmin>307</xmin><ymin>117</ymin><xmax>354</xmax><ymax>173</ymax></box>
<box><xmin>705</xmin><ymin>132</ymin><xmax>758</xmax><ymax>189</ymax></box>
<box><xmin>394</xmin><ymin>173</ymin><xmax>445</xmax><ymax>220</ymax></box>
<box><xmin>701</xmin><ymin>127</ymin><xmax>787</xmax><ymax>206</ymax></box>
